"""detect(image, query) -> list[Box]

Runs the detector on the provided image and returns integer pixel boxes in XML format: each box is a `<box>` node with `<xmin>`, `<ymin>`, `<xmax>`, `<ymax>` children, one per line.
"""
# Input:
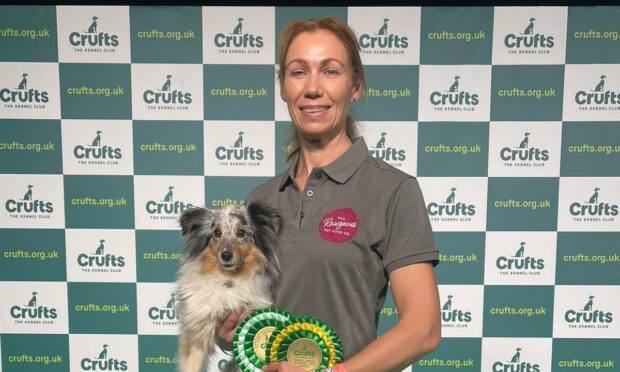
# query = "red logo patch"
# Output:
<box><xmin>319</xmin><ymin>208</ymin><xmax>359</xmax><ymax>243</ymax></box>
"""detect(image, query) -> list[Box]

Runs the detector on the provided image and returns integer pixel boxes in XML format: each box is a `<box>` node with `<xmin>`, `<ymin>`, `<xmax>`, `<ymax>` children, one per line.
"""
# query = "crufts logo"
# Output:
<box><xmin>496</xmin><ymin>241</ymin><xmax>545</xmax><ymax>274</ymax></box>
<box><xmin>430</xmin><ymin>76</ymin><xmax>479</xmax><ymax>109</ymax></box>
<box><xmin>5</xmin><ymin>184</ymin><xmax>54</xmax><ymax>215</ymax></box>
<box><xmin>10</xmin><ymin>291</ymin><xmax>57</xmax><ymax>322</ymax></box>
<box><xmin>440</xmin><ymin>295</ymin><xmax>472</xmax><ymax>326</ymax></box>
<box><xmin>427</xmin><ymin>187</ymin><xmax>476</xmax><ymax>220</ymax></box>
<box><xmin>215</xmin><ymin>131</ymin><xmax>264</xmax><ymax>165</ymax></box>
<box><xmin>575</xmin><ymin>75</ymin><xmax>620</xmax><ymax>107</ymax></box>
<box><xmin>0</xmin><ymin>73</ymin><xmax>49</xmax><ymax>106</ymax></box>
<box><xmin>77</xmin><ymin>239</ymin><xmax>125</xmax><ymax>272</ymax></box>
<box><xmin>69</xmin><ymin>16</ymin><xmax>119</xmax><ymax>48</ymax></box>
<box><xmin>148</xmin><ymin>293</ymin><xmax>180</xmax><ymax>323</ymax></box>
<box><xmin>73</xmin><ymin>130</ymin><xmax>122</xmax><ymax>164</ymax></box>
<box><xmin>492</xmin><ymin>347</ymin><xmax>540</xmax><ymax>372</ymax></box>
<box><xmin>145</xmin><ymin>186</ymin><xmax>193</xmax><ymax>218</ymax></box>
<box><xmin>358</xmin><ymin>18</ymin><xmax>408</xmax><ymax>52</ymax></box>
<box><xmin>143</xmin><ymin>74</ymin><xmax>193</xmax><ymax>106</ymax></box>
<box><xmin>368</xmin><ymin>132</ymin><xmax>406</xmax><ymax>163</ymax></box>
<box><xmin>214</xmin><ymin>17</ymin><xmax>263</xmax><ymax>50</ymax></box>
<box><xmin>81</xmin><ymin>344</ymin><xmax>128</xmax><ymax>371</ymax></box>
<box><xmin>500</xmin><ymin>132</ymin><xmax>549</xmax><ymax>166</ymax></box>
<box><xmin>504</xmin><ymin>17</ymin><xmax>554</xmax><ymax>52</ymax></box>
<box><xmin>569</xmin><ymin>187</ymin><xmax>618</xmax><ymax>221</ymax></box>
<box><xmin>565</xmin><ymin>296</ymin><xmax>613</xmax><ymax>328</ymax></box>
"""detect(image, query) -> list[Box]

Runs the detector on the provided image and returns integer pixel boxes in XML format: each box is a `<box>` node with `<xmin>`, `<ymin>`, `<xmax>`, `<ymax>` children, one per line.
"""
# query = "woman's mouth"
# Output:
<box><xmin>300</xmin><ymin>105</ymin><xmax>330</xmax><ymax>118</ymax></box>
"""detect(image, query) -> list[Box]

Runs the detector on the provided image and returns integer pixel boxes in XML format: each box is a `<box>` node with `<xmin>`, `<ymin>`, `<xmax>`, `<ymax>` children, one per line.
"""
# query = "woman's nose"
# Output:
<box><xmin>304</xmin><ymin>72</ymin><xmax>323</xmax><ymax>99</ymax></box>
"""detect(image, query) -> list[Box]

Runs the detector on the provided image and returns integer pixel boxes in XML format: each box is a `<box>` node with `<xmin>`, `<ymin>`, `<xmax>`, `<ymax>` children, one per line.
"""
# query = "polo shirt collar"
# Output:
<box><xmin>279</xmin><ymin>137</ymin><xmax>368</xmax><ymax>190</ymax></box>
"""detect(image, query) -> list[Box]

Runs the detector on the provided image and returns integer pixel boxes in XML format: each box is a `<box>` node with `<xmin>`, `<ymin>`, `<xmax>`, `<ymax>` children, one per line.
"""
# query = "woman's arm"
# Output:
<box><xmin>264</xmin><ymin>262</ymin><xmax>441</xmax><ymax>372</ymax></box>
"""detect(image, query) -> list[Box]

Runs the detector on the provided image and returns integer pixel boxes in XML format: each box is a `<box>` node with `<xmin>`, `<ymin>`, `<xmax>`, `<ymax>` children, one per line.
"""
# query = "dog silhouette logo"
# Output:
<box><xmin>447</xmin><ymin>76</ymin><xmax>460</xmax><ymax>93</ymax></box>
<box><xmin>374</xmin><ymin>132</ymin><xmax>387</xmax><ymax>148</ymax></box>
<box><xmin>86</xmin><ymin>16</ymin><xmax>98</xmax><ymax>34</ymax></box>
<box><xmin>586</xmin><ymin>187</ymin><xmax>600</xmax><ymax>204</ymax></box>
<box><xmin>22</xmin><ymin>185</ymin><xmax>34</xmax><ymax>201</ymax></box>
<box><xmin>95</xmin><ymin>239</ymin><xmax>105</xmax><ymax>255</ymax></box>
<box><xmin>233</xmin><ymin>131</ymin><xmax>245</xmax><ymax>148</ymax></box>
<box><xmin>518</xmin><ymin>132</ymin><xmax>530</xmax><ymax>148</ymax></box>
<box><xmin>594</xmin><ymin>75</ymin><xmax>606</xmax><ymax>92</ymax></box>
<box><xmin>583</xmin><ymin>295</ymin><xmax>595</xmax><ymax>311</ymax></box>
<box><xmin>376</xmin><ymin>18</ymin><xmax>389</xmax><ymax>35</ymax></box>
<box><xmin>162</xmin><ymin>186</ymin><xmax>174</xmax><ymax>202</ymax></box>
<box><xmin>522</xmin><ymin>18</ymin><xmax>535</xmax><ymax>35</ymax></box>
<box><xmin>97</xmin><ymin>344</ymin><xmax>108</xmax><ymax>359</ymax></box>
<box><xmin>514</xmin><ymin>242</ymin><xmax>526</xmax><ymax>257</ymax></box>
<box><xmin>445</xmin><ymin>187</ymin><xmax>457</xmax><ymax>204</ymax></box>
<box><xmin>160</xmin><ymin>75</ymin><xmax>172</xmax><ymax>92</ymax></box>
<box><xmin>232</xmin><ymin>17</ymin><xmax>244</xmax><ymax>34</ymax></box>
<box><xmin>165</xmin><ymin>293</ymin><xmax>176</xmax><ymax>309</ymax></box>
<box><xmin>91</xmin><ymin>130</ymin><xmax>102</xmax><ymax>146</ymax></box>
<box><xmin>442</xmin><ymin>295</ymin><xmax>453</xmax><ymax>310</ymax></box>
<box><xmin>509</xmin><ymin>347</ymin><xmax>521</xmax><ymax>363</ymax></box>
<box><xmin>16</xmin><ymin>73</ymin><xmax>28</xmax><ymax>90</ymax></box>
<box><xmin>26</xmin><ymin>291</ymin><xmax>38</xmax><ymax>307</ymax></box>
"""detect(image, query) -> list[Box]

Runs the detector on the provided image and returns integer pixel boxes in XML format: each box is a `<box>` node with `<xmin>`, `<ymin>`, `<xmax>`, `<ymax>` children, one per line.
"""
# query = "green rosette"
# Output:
<box><xmin>233</xmin><ymin>307</ymin><xmax>294</xmax><ymax>372</ymax></box>
<box><xmin>266</xmin><ymin>316</ymin><xmax>343</xmax><ymax>372</ymax></box>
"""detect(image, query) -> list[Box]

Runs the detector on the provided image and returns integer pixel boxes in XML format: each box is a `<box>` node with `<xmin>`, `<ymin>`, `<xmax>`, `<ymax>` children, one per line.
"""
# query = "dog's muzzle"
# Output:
<box><xmin>218</xmin><ymin>248</ymin><xmax>239</xmax><ymax>270</ymax></box>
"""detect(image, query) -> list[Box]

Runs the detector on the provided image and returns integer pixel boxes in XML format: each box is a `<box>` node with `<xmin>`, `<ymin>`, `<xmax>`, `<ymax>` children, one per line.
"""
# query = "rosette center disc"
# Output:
<box><xmin>286</xmin><ymin>338</ymin><xmax>323</xmax><ymax>371</ymax></box>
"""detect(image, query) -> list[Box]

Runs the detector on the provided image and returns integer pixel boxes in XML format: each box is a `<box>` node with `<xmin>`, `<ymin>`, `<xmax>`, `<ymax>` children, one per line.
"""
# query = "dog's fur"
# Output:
<box><xmin>176</xmin><ymin>202</ymin><xmax>280</xmax><ymax>372</ymax></box>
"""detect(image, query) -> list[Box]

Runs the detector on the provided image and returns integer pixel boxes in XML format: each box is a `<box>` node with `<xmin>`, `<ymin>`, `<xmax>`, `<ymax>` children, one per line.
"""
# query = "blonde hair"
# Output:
<box><xmin>278</xmin><ymin>17</ymin><xmax>367</xmax><ymax>162</ymax></box>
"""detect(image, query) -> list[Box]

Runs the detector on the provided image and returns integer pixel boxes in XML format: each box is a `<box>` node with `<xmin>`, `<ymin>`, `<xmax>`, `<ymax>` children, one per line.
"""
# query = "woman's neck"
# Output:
<box><xmin>295</xmin><ymin>133</ymin><xmax>352</xmax><ymax>190</ymax></box>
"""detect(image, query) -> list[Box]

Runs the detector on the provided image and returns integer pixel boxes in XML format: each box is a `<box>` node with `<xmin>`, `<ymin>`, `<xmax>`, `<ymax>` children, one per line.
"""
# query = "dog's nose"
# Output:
<box><xmin>220</xmin><ymin>251</ymin><xmax>233</xmax><ymax>262</ymax></box>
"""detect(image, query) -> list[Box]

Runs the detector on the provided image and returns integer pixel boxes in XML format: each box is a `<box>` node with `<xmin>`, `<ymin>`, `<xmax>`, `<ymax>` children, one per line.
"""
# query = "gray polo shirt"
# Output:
<box><xmin>246</xmin><ymin>137</ymin><xmax>438</xmax><ymax>358</ymax></box>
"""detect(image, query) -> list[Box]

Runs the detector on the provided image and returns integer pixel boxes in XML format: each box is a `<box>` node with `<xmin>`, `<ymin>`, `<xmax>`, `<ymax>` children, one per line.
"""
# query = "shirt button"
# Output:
<box><xmin>306</xmin><ymin>190</ymin><xmax>314</xmax><ymax>197</ymax></box>
<box><xmin>314</xmin><ymin>172</ymin><xmax>322</xmax><ymax>179</ymax></box>
<box><xmin>300</xmin><ymin>211</ymin><xmax>305</xmax><ymax>218</ymax></box>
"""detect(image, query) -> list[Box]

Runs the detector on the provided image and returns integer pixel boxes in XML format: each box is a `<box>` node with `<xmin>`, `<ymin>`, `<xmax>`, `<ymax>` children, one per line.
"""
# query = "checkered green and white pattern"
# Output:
<box><xmin>1</xmin><ymin>5</ymin><xmax>619</xmax><ymax>372</ymax></box>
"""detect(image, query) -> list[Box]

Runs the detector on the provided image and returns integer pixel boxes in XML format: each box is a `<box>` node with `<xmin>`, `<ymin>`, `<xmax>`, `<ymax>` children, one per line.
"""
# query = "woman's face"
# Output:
<box><xmin>281</xmin><ymin>29</ymin><xmax>361</xmax><ymax>141</ymax></box>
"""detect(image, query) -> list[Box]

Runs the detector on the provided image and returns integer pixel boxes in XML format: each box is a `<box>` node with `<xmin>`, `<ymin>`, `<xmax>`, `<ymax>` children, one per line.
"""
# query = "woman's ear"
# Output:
<box><xmin>351</xmin><ymin>82</ymin><xmax>361</xmax><ymax>102</ymax></box>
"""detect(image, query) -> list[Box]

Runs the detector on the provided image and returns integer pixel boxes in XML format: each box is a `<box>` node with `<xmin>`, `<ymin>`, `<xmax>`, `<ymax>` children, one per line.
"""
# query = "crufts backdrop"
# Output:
<box><xmin>0</xmin><ymin>5</ymin><xmax>619</xmax><ymax>372</ymax></box>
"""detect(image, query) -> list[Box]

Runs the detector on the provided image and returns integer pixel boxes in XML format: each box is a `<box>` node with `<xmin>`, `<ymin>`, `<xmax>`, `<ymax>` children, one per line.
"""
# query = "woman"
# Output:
<box><xmin>219</xmin><ymin>17</ymin><xmax>440</xmax><ymax>372</ymax></box>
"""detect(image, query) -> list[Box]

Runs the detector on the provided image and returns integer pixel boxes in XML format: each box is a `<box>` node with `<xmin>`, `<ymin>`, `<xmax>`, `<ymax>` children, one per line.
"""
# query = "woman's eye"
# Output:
<box><xmin>289</xmin><ymin>69</ymin><xmax>305</xmax><ymax>77</ymax></box>
<box><xmin>324</xmin><ymin>68</ymin><xmax>340</xmax><ymax>76</ymax></box>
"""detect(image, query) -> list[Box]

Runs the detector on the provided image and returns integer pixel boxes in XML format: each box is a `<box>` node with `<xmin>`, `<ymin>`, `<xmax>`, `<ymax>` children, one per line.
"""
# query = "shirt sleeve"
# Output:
<box><xmin>382</xmin><ymin>177</ymin><xmax>439</xmax><ymax>274</ymax></box>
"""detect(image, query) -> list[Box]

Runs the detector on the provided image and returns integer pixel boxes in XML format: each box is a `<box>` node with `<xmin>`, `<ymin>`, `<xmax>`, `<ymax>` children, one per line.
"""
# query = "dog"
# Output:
<box><xmin>583</xmin><ymin>295</ymin><xmax>594</xmax><ymax>311</ymax></box>
<box><xmin>27</xmin><ymin>291</ymin><xmax>38</xmax><ymax>307</ymax></box>
<box><xmin>95</xmin><ymin>239</ymin><xmax>105</xmax><ymax>255</ymax></box>
<box><xmin>161</xmin><ymin>75</ymin><xmax>172</xmax><ymax>91</ymax></box>
<box><xmin>594</xmin><ymin>75</ymin><xmax>606</xmax><ymax>92</ymax></box>
<box><xmin>588</xmin><ymin>188</ymin><xmax>600</xmax><ymax>204</ymax></box>
<box><xmin>523</xmin><ymin>18</ymin><xmax>535</xmax><ymax>35</ymax></box>
<box><xmin>377</xmin><ymin>18</ymin><xmax>389</xmax><ymax>35</ymax></box>
<box><xmin>514</xmin><ymin>242</ymin><xmax>526</xmax><ymax>257</ymax></box>
<box><xmin>233</xmin><ymin>131</ymin><xmax>244</xmax><ymax>148</ymax></box>
<box><xmin>23</xmin><ymin>185</ymin><xmax>33</xmax><ymax>201</ymax></box>
<box><xmin>442</xmin><ymin>295</ymin><xmax>453</xmax><ymax>310</ymax></box>
<box><xmin>87</xmin><ymin>16</ymin><xmax>98</xmax><ymax>33</ymax></box>
<box><xmin>375</xmin><ymin>132</ymin><xmax>387</xmax><ymax>148</ymax></box>
<box><xmin>445</xmin><ymin>187</ymin><xmax>456</xmax><ymax>204</ymax></box>
<box><xmin>233</xmin><ymin>18</ymin><xmax>244</xmax><ymax>35</ymax></box>
<box><xmin>510</xmin><ymin>348</ymin><xmax>521</xmax><ymax>363</ymax></box>
<box><xmin>176</xmin><ymin>202</ymin><xmax>281</xmax><ymax>372</ymax></box>
<box><xmin>448</xmin><ymin>76</ymin><xmax>460</xmax><ymax>93</ymax></box>
<box><xmin>518</xmin><ymin>132</ymin><xmax>530</xmax><ymax>148</ymax></box>
<box><xmin>163</xmin><ymin>186</ymin><xmax>174</xmax><ymax>202</ymax></box>
<box><xmin>98</xmin><ymin>344</ymin><xmax>108</xmax><ymax>359</ymax></box>
<box><xmin>17</xmin><ymin>73</ymin><xmax>28</xmax><ymax>90</ymax></box>
<box><xmin>92</xmin><ymin>130</ymin><xmax>102</xmax><ymax>146</ymax></box>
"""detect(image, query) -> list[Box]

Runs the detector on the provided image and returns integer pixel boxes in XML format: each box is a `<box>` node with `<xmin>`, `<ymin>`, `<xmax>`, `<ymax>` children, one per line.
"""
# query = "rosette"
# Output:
<box><xmin>266</xmin><ymin>316</ymin><xmax>343</xmax><ymax>372</ymax></box>
<box><xmin>233</xmin><ymin>307</ymin><xmax>294</xmax><ymax>372</ymax></box>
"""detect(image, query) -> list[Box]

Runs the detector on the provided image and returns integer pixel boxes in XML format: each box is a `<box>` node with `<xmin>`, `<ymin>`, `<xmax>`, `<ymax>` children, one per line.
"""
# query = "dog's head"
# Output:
<box><xmin>179</xmin><ymin>202</ymin><xmax>280</xmax><ymax>278</ymax></box>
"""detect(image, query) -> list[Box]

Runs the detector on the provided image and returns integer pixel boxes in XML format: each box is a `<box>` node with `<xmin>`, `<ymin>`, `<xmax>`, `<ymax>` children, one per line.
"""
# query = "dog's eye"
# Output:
<box><xmin>213</xmin><ymin>229</ymin><xmax>222</xmax><ymax>238</ymax></box>
<box><xmin>236</xmin><ymin>230</ymin><xmax>246</xmax><ymax>239</ymax></box>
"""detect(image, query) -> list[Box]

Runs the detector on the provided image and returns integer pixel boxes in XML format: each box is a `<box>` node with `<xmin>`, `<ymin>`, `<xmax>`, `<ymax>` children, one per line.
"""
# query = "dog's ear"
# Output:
<box><xmin>179</xmin><ymin>207</ymin><xmax>211</xmax><ymax>236</ymax></box>
<box><xmin>247</xmin><ymin>202</ymin><xmax>281</xmax><ymax>236</ymax></box>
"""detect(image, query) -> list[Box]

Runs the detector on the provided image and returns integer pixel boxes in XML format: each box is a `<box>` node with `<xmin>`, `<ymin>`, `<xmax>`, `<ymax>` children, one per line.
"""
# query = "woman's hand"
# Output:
<box><xmin>262</xmin><ymin>361</ymin><xmax>306</xmax><ymax>372</ymax></box>
<box><xmin>215</xmin><ymin>310</ymin><xmax>250</xmax><ymax>350</ymax></box>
